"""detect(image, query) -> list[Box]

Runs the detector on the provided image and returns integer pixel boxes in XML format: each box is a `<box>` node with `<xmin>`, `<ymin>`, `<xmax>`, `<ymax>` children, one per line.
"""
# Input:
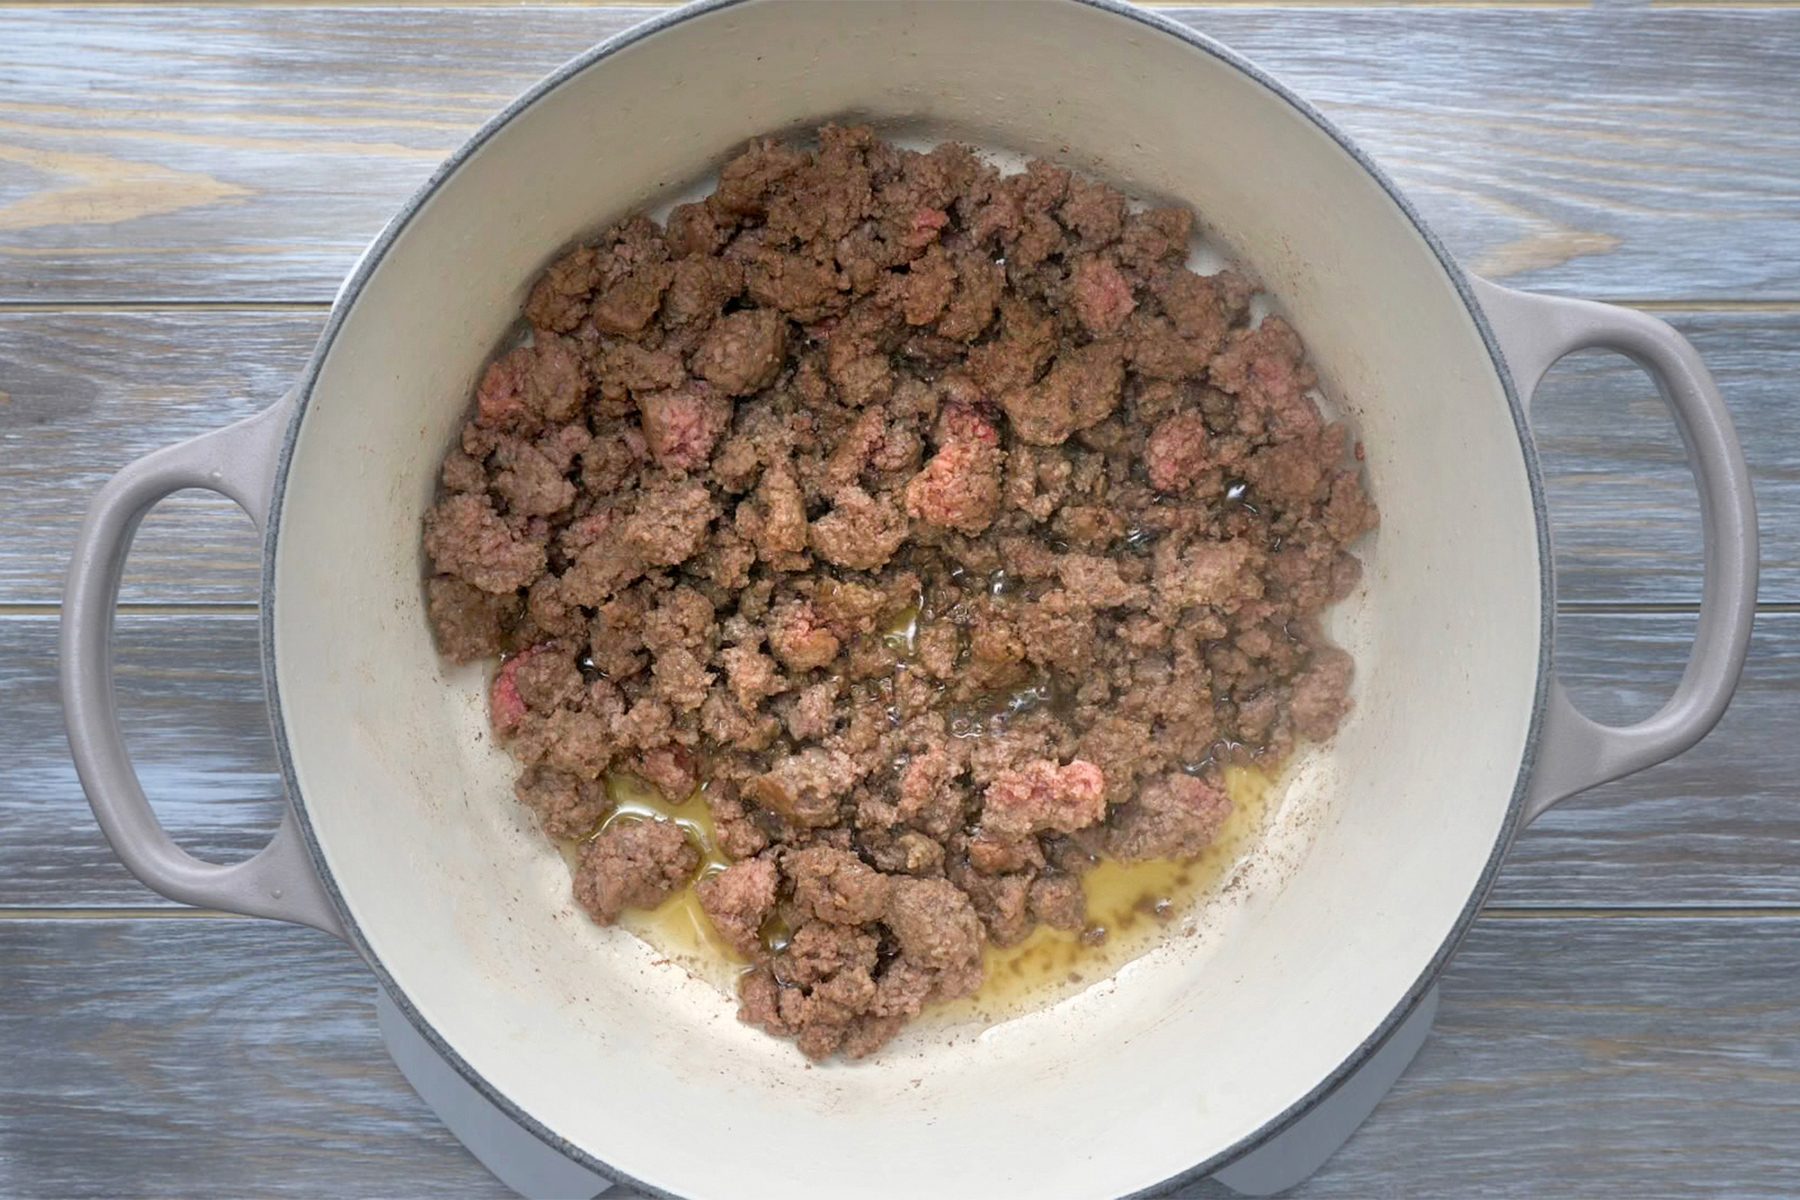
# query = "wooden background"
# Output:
<box><xmin>3</xmin><ymin>3</ymin><xmax>1797</xmax><ymax>1196</ymax></box>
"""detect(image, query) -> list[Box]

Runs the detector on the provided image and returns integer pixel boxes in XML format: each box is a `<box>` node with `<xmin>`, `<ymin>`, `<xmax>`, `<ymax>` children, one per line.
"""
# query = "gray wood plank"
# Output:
<box><xmin>0</xmin><ymin>310</ymin><xmax>318</xmax><ymax>605</ymax></box>
<box><xmin>3</xmin><ymin>914</ymin><xmax>1795</xmax><ymax>1198</ymax></box>
<box><xmin>0</xmin><ymin>919</ymin><xmax>500</xmax><ymax>1199</ymax></box>
<box><xmin>1198</xmin><ymin>913</ymin><xmax>1800</xmax><ymax>1199</ymax></box>
<box><xmin>4</xmin><ymin>308</ymin><xmax>1791</xmax><ymax>608</ymax></box>
<box><xmin>1531</xmin><ymin>310</ymin><xmax>1795</xmax><ymax>608</ymax></box>
<box><xmin>1494</xmin><ymin>607</ymin><xmax>1800</xmax><ymax>907</ymax></box>
<box><xmin>5</xmin><ymin>609</ymin><xmax>1794</xmax><ymax>910</ymax></box>
<box><xmin>1</xmin><ymin>614</ymin><xmax>283</xmax><ymax>908</ymax></box>
<box><xmin>0</xmin><ymin>7</ymin><xmax>1795</xmax><ymax>302</ymax></box>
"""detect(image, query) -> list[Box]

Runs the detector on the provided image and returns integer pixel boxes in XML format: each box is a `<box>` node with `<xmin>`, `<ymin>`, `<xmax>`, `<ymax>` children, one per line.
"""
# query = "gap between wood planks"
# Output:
<box><xmin>3</xmin><ymin>299</ymin><xmax>1798</xmax><ymax>315</ymax></box>
<box><xmin>0</xmin><ymin>0</ymin><xmax>1795</xmax><ymax>24</ymax></box>
<box><xmin>12</xmin><ymin>602</ymin><xmax>1796</xmax><ymax>618</ymax></box>
<box><xmin>0</xmin><ymin>602</ymin><xmax>261</xmax><ymax>616</ymax></box>
<box><xmin>3</xmin><ymin>906</ymin><xmax>1798</xmax><ymax>920</ymax></box>
<box><xmin>0</xmin><ymin>301</ymin><xmax>333</xmax><ymax>314</ymax></box>
<box><xmin>0</xmin><ymin>0</ymin><xmax>1610</xmax><ymax>10</ymax></box>
<box><xmin>2</xmin><ymin>0</ymin><xmax>1796</xmax><ymax>11</ymax></box>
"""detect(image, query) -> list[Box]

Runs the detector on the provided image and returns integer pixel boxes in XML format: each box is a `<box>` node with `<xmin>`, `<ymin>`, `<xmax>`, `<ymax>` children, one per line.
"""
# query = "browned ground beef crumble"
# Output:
<box><xmin>422</xmin><ymin>126</ymin><xmax>1377</xmax><ymax>1061</ymax></box>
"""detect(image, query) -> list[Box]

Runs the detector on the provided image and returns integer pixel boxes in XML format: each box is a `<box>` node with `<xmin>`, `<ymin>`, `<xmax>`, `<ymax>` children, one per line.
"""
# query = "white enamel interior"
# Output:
<box><xmin>271</xmin><ymin>3</ymin><xmax>1543</xmax><ymax>1197</ymax></box>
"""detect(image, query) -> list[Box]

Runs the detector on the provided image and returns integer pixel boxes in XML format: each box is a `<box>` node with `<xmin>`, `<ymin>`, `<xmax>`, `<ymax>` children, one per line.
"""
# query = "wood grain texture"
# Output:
<box><xmin>3</xmin><ymin>914</ymin><xmax>1795</xmax><ymax>1198</ymax></box>
<box><xmin>1493</xmin><ymin>607</ymin><xmax>1800</xmax><ymax>907</ymax></box>
<box><xmin>0</xmin><ymin>6</ymin><xmax>1795</xmax><ymax>302</ymax></box>
<box><xmin>1532</xmin><ymin>309</ymin><xmax>1795</xmax><ymax>607</ymax></box>
<box><xmin>3</xmin><ymin>4</ymin><xmax>1794</xmax><ymax>1196</ymax></box>
<box><xmin>0</xmin><ymin>310</ymin><xmax>317</xmax><ymax>605</ymax></box>
<box><xmin>0</xmin><ymin>919</ymin><xmax>494</xmax><ymax>1199</ymax></box>
<box><xmin>1</xmin><ymin>614</ymin><xmax>283</xmax><ymax>908</ymax></box>
<box><xmin>5</xmin><ymin>608</ymin><xmax>1794</xmax><ymax>911</ymax></box>
<box><xmin>6</xmin><ymin>309</ymin><xmax>1791</xmax><ymax>607</ymax></box>
<box><xmin>1203</xmin><ymin>913</ymin><xmax>1800</xmax><ymax>1200</ymax></box>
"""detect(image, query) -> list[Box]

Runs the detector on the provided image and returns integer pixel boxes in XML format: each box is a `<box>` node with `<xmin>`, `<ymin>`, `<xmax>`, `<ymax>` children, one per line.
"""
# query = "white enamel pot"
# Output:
<box><xmin>62</xmin><ymin>2</ymin><xmax>1758</xmax><ymax>1197</ymax></box>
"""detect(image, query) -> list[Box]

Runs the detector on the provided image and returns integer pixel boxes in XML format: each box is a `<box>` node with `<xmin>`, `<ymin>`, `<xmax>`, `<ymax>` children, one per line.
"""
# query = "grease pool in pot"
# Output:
<box><xmin>420</xmin><ymin>125</ymin><xmax>1373</xmax><ymax>1061</ymax></box>
<box><xmin>565</xmin><ymin>762</ymin><xmax>1279</xmax><ymax>1027</ymax></box>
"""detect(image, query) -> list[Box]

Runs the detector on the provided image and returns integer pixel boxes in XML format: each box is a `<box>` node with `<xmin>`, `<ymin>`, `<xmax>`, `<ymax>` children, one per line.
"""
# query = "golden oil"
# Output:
<box><xmin>929</xmin><ymin>763</ymin><xmax>1277</xmax><ymax>1024</ymax></box>
<box><xmin>561</xmin><ymin>764</ymin><xmax>1279</xmax><ymax>1020</ymax></box>
<box><xmin>559</xmin><ymin>773</ymin><xmax>746</xmax><ymax>991</ymax></box>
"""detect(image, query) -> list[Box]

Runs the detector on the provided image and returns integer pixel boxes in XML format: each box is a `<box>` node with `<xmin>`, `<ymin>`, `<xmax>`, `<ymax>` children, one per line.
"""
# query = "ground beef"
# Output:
<box><xmin>982</xmin><ymin>759</ymin><xmax>1107</xmax><ymax>839</ymax></box>
<box><xmin>592</xmin><ymin>261</ymin><xmax>674</xmax><ymax>337</ymax></box>
<box><xmin>751</xmin><ymin>921</ymin><xmax>889</xmax><ymax>1059</ymax></box>
<box><xmin>524</xmin><ymin>245</ymin><xmax>601</xmax><ymax>333</ymax></box>
<box><xmin>573</xmin><ymin>819</ymin><xmax>700</xmax><ymax>923</ymax></box>
<box><xmin>707</xmin><ymin>786</ymin><xmax>771</xmax><ymax>860</ymax></box>
<box><xmin>1210</xmin><ymin>316</ymin><xmax>1320</xmax><ymax>441</ymax></box>
<box><xmin>490</xmin><ymin>433</ymin><xmax>579</xmax><ymax>518</ymax></box>
<box><xmin>1029</xmin><ymin>873</ymin><xmax>1087</xmax><ymax>931</ymax></box>
<box><xmin>638</xmin><ymin>384</ymin><xmax>730</xmax><ymax>472</ymax></box>
<box><xmin>695</xmin><ymin>855</ymin><xmax>779</xmax><ymax>957</ymax></box>
<box><xmin>514</xmin><ymin>766</ymin><xmax>610</xmax><ymax>840</ymax></box>
<box><xmin>691</xmin><ymin>309</ymin><xmax>789</xmax><ymax>396</ymax></box>
<box><xmin>486</xmin><ymin>645</ymin><xmax>537</xmax><ymax>735</ymax></box>
<box><xmin>1108</xmin><ymin>773</ymin><xmax>1233</xmax><ymax>862</ymax></box>
<box><xmin>662</xmin><ymin>255</ymin><xmax>743</xmax><ymax>329</ymax></box>
<box><xmin>422</xmin><ymin>126</ymin><xmax>1376</xmax><ymax>1062</ymax></box>
<box><xmin>767</xmin><ymin>601</ymin><xmax>840</xmax><ymax>671</ymax></box>
<box><xmin>473</xmin><ymin>337</ymin><xmax>585</xmax><ymax>432</ymax></box>
<box><xmin>1153</xmin><ymin>538</ymin><xmax>1263</xmax><ymax>616</ymax></box>
<box><xmin>624</xmin><ymin>479</ymin><xmax>715</xmax><ymax>567</ymax></box>
<box><xmin>782</xmin><ymin>678</ymin><xmax>842</xmax><ymax>741</ymax></box>
<box><xmin>632</xmin><ymin>744</ymin><xmax>698</xmax><ymax>802</ymax></box>
<box><xmin>809</xmin><ymin>487</ymin><xmax>908</xmax><ymax>570</ymax></box>
<box><xmin>1118</xmin><ymin>206</ymin><xmax>1194</xmax><ymax>273</ymax></box>
<box><xmin>946</xmin><ymin>865</ymin><xmax>1027</xmax><ymax>945</ymax></box>
<box><xmin>905</xmin><ymin>438</ymin><xmax>1003</xmax><ymax>534</ymax></box>
<box><xmin>1145</xmin><ymin>410</ymin><xmax>1214</xmax><ymax>494</ymax></box>
<box><xmin>745</xmin><ymin>462</ymin><xmax>808</xmax><ymax>556</ymax></box>
<box><xmin>423</xmin><ymin>493</ymin><xmax>546</xmax><ymax>595</ymax></box>
<box><xmin>748</xmin><ymin>747</ymin><xmax>856</xmax><ymax>828</ymax></box>
<box><xmin>425</xmin><ymin>576</ymin><xmax>521</xmax><ymax>662</ymax></box>
<box><xmin>885</xmin><ymin>878</ymin><xmax>984</xmax><ymax>973</ymax></box>
<box><xmin>787</xmin><ymin>846</ymin><xmax>893</xmax><ymax>925</ymax></box>
<box><xmin>511</xmin><ymin>706</ymin><xmax>616</xmax><ymax>780</ymax></box>
<box><xmin>1290</xmin><ymin>645</ymin><xmax>1355</xmax><ymax>742</ymax></box>
<box><xmin>1069</xmin><ymin>256</ymin><xmax>1136</xmax><ymax>336</ymax></box>
<box><xmin>719</xmin><ymin>643</ymin><xmax>784</xmax><ymax>708</ymax></box>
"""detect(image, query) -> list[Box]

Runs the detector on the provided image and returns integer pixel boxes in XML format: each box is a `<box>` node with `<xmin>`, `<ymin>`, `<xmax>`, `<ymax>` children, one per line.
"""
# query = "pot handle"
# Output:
<box><xmin>1471</xmin><ymin>278</ymin><xmax>1758</xmax><ymax>825</ymax></box>
<box><xmin>59</xmin><ymin>390</ymin><xmax>345</xmax><ymax>939</ymax></box>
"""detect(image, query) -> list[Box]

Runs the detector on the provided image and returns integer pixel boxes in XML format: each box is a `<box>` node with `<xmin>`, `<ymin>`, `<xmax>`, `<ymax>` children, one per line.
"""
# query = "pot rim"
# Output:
<box><xmin>260</xmin><ymin>1</ymin><xmax>1555</xmax><ymax>1194</ymax></box>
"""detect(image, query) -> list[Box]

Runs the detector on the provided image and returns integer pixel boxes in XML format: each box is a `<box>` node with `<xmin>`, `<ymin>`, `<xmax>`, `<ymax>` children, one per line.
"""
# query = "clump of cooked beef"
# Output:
<box><xmin>422</xmin><ymin>126</ymin><xmax>1377</xmax><ymax>1061</ymax></box>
